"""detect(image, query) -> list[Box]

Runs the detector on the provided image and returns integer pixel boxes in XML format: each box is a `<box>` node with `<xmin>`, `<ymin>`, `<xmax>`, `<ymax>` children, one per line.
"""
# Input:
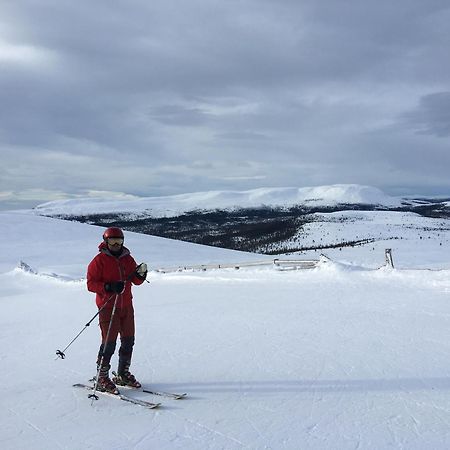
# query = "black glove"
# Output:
<box><xmin>104</xmin><ymin>281</ymin><xmax>125</xmax><ymax>293</ymax></box>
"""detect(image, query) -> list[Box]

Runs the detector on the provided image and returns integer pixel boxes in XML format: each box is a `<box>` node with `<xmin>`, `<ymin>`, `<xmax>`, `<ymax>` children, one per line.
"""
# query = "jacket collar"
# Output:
<box><xmin>98</xmin><ymin>241</ymin><xmax>130</xmax><ymax>258</ymax></box>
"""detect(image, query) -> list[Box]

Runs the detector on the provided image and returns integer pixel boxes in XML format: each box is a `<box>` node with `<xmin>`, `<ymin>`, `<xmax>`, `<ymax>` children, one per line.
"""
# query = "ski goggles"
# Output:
<box><xmin>107</xmin><ymin>238</ymin><xmax>124</xmax><ymax>245</ymax></box>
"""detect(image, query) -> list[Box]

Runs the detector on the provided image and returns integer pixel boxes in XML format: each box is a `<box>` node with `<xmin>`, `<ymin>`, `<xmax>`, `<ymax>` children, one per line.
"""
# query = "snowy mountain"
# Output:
<box><xmin>2</xmin><ymin>208</ymin><xmax>450</xmax><ymax>449</ymax></box>
<box><xmin>30</xmin><ymin>184</ymin><xmax>450</xmax><ymax>257</ymax></box>
<box><xmin>33</xmin><ymin>184</ymin><xmax>402</xmax><ymax>217</ymax></box>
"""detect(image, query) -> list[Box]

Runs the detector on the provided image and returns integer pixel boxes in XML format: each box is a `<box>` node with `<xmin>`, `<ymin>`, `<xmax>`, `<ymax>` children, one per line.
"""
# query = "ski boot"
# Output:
<box><xmin>96</xmin><ymin>364</ymin><xmax>119</xmax><ymax>394</ymax></box>
<box><xmin>113</xmin><ymin>365</ymin><xmax>141</xmax><ymax>388</ymax></box>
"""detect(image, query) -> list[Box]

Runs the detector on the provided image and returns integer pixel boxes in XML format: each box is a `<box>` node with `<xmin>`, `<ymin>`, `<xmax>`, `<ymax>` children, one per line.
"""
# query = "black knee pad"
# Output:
<box><xmin>119</xmin><ymin>336</ymin><xmax>135</xmax><ymax>355</ymax></box>
<box><xmin>98</xmin><ymin>341</ymin><xmax>117</xmax><ymax>362</ymax></box>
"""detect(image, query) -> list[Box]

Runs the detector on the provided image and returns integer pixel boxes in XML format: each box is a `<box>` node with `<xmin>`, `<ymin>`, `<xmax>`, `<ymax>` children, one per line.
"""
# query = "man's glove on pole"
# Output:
<box><xmin>104</xmin><ymin>281</ymin><xmax>125</xmax><ymax>293</ymax></box>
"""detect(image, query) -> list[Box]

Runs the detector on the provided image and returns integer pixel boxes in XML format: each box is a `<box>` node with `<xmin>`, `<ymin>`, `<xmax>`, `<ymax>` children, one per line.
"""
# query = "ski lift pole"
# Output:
<box><xmin>55</xmin><ymin>293</ymin><xmax>116</xmax><ymax>360</ymax></box>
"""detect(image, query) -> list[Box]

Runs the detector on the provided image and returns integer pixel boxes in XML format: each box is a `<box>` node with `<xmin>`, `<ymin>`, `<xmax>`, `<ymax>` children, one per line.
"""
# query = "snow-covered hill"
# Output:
<box><xmin>33</xmin><ymin>184</ymin><xmax>402</xmax><ymax>217</ymax></box>
<box><xmin>275</xmin><ymin>210</ymin><xmax>450</xmax><ymax>269</ymax></box>
<box><xmin>28</xmin><ymin>184</ymin><xmax>450</xmax><ymax>266</ymax></box>
<box><xmin>0</xmin><ymin>211</ymin><xmax>267</xmax><ymax>276</ymax></box>
<box><xmin>2</xmin><ymin>209</ymin><xmax>450</xmax><ymax>449</ymax></box>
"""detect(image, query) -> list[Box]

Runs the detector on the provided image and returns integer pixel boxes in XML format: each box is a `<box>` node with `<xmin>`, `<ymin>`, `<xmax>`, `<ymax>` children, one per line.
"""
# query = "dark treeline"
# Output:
<box><xmin>56</xmin><ymin>200</ymin><xmax>450</xmax><ymax>255</ymax></box>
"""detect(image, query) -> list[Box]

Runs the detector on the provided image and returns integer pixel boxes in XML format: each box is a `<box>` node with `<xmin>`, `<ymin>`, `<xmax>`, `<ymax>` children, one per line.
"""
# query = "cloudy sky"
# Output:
<box><xmin>1</xmin><ymin>0</ymin><xmax>450</xmax><ymax>209</ymax></box>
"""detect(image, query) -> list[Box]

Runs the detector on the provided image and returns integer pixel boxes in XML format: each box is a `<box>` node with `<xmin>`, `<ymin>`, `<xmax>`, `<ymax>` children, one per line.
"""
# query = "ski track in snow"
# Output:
<box><xmin>2</xmin><ymin>210</ymin><xmax>450</xmax><ymax>449</ymax></box>
<box><xmin>4</xmin><ymin>266</ymin><xmax>450</xmax><ymax>449</ymax></box>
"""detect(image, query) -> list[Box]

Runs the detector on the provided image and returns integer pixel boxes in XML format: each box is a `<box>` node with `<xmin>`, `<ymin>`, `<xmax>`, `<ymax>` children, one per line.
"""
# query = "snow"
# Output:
<box><xmin>2</xmin><ymin>208</ymin><xmax>450</xmax><ymax>449</ymax></box>
<box><xmin>287</xmin><ymin>210</ymin><xmax>450</xmax><ymax>270</ymax></box>
<box><xmin>32</xmin><ymin>184</ymin><xmax>401</xmax><ymax>217</ymax></box>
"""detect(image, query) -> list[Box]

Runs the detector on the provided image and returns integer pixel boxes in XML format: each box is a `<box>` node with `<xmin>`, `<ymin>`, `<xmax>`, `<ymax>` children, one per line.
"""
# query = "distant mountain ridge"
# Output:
<box><xmin>32</xmin><ymin>184</ymin><xmax>450</xmax><ymax>255</ymax></box>
<box><xmin>34</xmin><ymin>184</ymin><xmax>402</xmax><ymax>217</ymax></box>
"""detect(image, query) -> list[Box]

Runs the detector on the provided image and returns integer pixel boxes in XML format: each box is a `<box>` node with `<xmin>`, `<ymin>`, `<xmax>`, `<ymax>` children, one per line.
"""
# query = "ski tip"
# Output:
<box><xmin>172</xmin><ymin>393</ymin><xmax>187</xmax><ymax>399</ymax></box>
<box><xmin>141</xmin><ymin>389</ymin><xmax>187</xmax><ymax>399</ymax></box>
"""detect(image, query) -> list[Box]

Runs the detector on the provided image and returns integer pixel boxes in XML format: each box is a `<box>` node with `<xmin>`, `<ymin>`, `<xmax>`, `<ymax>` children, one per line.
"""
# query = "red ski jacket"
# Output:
<box><xmin>87</xmin><ymin>242</ymin><xmax>145</xmax><ymax>309</ymax></box>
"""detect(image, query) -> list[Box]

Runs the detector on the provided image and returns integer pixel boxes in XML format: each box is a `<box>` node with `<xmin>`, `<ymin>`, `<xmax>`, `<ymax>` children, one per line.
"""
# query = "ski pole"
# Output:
<box><xmin>89</xmin><ymin>293</ymin><xmax>120</xmax><ymax>402</ymax></box>
<box><xmin>55</xmin><ymin>293</ymin><xmax>116</xmax><ymax>360</ymax></box>
<box><xmin>56</xmin><ymin>266</ymin><xmax>147</xmax><ymax>360</ymax></box>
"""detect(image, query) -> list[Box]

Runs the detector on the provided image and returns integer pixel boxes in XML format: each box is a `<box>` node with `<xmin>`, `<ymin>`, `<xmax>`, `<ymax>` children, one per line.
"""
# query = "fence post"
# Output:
<box><xmin>385</xmin><ymin>249</ymin><xmax>394</xmax><ymax>268</ymax></box>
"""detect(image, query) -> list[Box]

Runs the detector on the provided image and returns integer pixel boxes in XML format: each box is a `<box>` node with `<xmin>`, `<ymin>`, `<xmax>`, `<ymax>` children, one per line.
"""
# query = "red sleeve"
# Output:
<box><xmin>87</xmin><ymin>255</ymin><xmax>107</xmax><ymax>295</ymax></box>
<box><xmin>132</xmin><ymin>273</ymin><xmax>145</xmax><ymax>286</ymax></box>
<box><xmin>128</xmin><ymin>256</ymin><xmax>145</xmax><ymax>286</ymax></box>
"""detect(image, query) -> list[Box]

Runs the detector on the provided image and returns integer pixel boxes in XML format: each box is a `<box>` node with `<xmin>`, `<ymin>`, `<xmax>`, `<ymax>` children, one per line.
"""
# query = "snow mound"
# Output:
<box><xmin>12</xmin><ymin>261</ymin><xmax>82</xmax><ymax>283</ymax></box>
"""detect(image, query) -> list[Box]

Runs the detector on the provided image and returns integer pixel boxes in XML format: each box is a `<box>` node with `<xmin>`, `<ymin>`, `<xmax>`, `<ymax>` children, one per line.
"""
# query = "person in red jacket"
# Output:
<box><xmin>87</xmin><ymin>227</ymin><xmax>148</xmax><ymax>393</ymax></box>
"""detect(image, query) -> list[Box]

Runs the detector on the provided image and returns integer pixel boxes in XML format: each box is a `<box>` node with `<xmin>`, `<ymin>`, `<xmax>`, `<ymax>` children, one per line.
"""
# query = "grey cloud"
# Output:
<box><xmin>402</xmin><ymin>92</ymin><xmax>450</xmax><ymax>137</ymax></box>
<box><xmin>1</xmin><ymin>0</ymin><xmax>450</xmax><ymax>207</ymax></box>
<box><xmin>149</xmin><ymin>105</ymin><xmax>211</xmax><ymax>127</ymax></box>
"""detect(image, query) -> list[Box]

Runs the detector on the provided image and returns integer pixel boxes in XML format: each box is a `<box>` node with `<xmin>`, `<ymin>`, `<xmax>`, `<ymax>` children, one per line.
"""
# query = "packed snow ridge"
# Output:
<box><xmin>34</xmin><ymin>184</ymin><xmax>401</xmax><ymax>217</ymax></box>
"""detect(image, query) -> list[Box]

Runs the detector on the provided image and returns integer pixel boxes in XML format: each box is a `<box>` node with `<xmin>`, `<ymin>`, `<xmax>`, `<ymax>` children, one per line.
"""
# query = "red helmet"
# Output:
<box><xmin>103</xmin><ymin>227</ymin><xmax>124</xmax><ymax>240</ymax></box>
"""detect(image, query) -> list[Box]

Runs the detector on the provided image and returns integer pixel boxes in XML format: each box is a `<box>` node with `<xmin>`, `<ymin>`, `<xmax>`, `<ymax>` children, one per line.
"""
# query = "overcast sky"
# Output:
<box><xmin>1</xmin><ymin>0</ymin><xmax>450</xmax><ymax>209</ymax></box>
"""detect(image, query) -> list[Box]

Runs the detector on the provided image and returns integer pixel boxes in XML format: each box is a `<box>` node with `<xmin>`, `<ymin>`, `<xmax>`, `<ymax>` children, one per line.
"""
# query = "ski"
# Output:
<box><xmin>123</xmin><ymin>385</ymin><xmax>187</xmax><ymax>400</ymax></box>
<box><xmin>142</xmin><ymin>388</ymin><xmax>187</xmax><ymax>399</ymax></box>
<box><xmin>109</xmin><ymin>373</ymin><xmax>187</xmax><ymax>399</ymax></box>
<box><xmin>110</xmin><ymin>382</ymin><xmax>187</xmax><ymax>399</ymax></box>
<box><xmin>73</xmin><ymin>383</ymin><xmax>161</xmax><ymax>409</ymax></box>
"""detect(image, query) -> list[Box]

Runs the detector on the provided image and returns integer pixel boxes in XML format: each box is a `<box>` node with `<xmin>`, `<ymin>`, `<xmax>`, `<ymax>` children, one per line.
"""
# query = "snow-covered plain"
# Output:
<box><xmin>2</xmin><ymin>209</ymin><xmax>450</xmax><ymax>449</ymax></box>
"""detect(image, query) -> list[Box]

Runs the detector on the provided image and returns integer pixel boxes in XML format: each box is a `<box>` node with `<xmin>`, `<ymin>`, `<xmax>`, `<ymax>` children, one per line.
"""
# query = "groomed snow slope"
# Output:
<box><xmin>2</xmin><ymin>211</ymin><xmax>450</xmax><ymax>450</ymax></box>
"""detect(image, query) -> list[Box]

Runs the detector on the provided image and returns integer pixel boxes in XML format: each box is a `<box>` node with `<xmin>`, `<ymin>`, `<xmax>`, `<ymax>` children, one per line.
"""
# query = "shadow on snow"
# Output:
<box><xmin>151</xmin><ymin>378</ymin><xmax>450</xmax><ymax>394</ymax></box>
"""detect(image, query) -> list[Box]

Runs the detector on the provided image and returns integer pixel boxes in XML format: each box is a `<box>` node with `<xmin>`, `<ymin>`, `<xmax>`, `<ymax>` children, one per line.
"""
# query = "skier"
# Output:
<box><xmin>87</xmin><ymin>227</ymin><xmax>148</xmax><ymax>393</ymax></box>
